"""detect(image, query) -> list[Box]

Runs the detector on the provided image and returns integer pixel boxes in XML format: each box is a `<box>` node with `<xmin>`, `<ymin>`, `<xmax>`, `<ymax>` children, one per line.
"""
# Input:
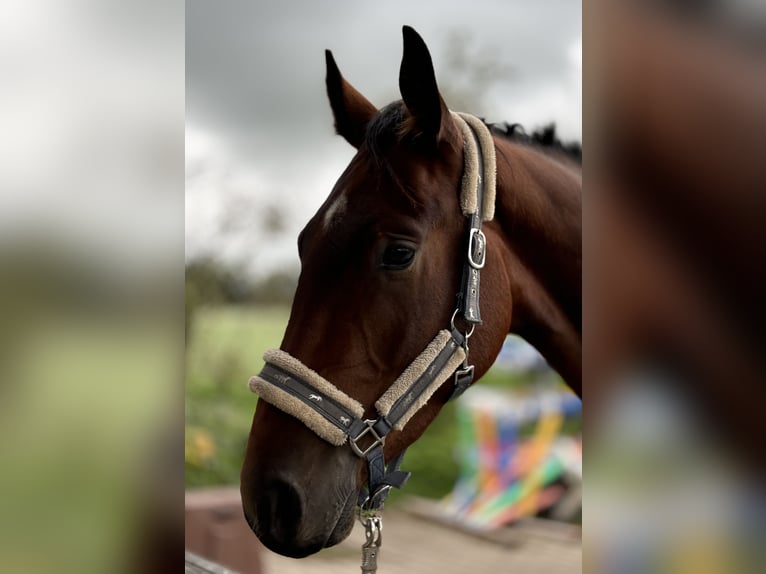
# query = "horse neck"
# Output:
<box><xmin>492</xmin><ymin>137</ymin><xmax>582</xmax><ymax>395</ymax></box>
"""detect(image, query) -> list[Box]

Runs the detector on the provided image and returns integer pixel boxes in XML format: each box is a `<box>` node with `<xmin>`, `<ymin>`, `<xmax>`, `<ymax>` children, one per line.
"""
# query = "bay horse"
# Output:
<box><xmin>241</xmin><ymin>26</ymin><xmax>581</xmax><ymax>558</ymax></box>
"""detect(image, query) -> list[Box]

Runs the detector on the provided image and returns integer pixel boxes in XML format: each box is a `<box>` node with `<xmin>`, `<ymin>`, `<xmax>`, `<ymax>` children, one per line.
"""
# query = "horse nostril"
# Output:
<box><xmin>256</xmin><ymin>478</ymin><xmax>304</xmax><ymax>543</ymax></box>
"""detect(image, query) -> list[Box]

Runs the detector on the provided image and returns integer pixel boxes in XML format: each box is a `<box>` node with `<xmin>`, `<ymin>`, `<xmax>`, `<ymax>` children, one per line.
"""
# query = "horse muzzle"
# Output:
<box><xmin>241</xmin><ymin>401</ymin><xmax>360</xmax><ymax>558</ymax></box>
<box><xmin>242</xmin><ymin>472</ymin><xmax>358</xmax><ymax>558</ymax></box>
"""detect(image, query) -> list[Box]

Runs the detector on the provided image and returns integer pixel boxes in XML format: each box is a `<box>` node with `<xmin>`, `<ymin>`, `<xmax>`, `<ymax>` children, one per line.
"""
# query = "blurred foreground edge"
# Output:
<box><xmin>585</xmin><ymin>2</ymin><xmax>766</xmax><ymax>573</ymax></box>
<box><xmin>585</xmin><ymin>0</ymin><xmax>766</xmax><ymax>464</ymax></box>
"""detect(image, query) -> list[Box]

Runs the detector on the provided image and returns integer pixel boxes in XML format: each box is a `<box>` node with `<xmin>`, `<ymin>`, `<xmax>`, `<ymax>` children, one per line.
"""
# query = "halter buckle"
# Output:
<box><xmin>350</xmin><ymin>419</ymin><xmax>386</xmax><ymax>458</ymax></box>
<box><xmin>468</xmin><ymin>228</ymin><xmax>487</xmax><ymax>269</ymax></box>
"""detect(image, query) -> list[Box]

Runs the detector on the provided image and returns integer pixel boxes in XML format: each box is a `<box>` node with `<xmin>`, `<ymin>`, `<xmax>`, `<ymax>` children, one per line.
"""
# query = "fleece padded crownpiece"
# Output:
<box><xmin>451</xmin><ymin>112</ymin><xmax>497</xmax><ymax>222</ymax></box>
<box><xmin>375</xmin><ymin>330</ymin><xmax>466</xmax><ymax>430</ymax></box>
<box><xmin>248</xmin><ymin>349</ymin><xmax>364</xmax><ymax>446</ymax></box>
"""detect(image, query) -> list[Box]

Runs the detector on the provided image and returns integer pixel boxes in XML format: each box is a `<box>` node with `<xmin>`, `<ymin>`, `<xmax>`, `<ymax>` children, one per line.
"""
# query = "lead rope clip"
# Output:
<box><xmin>359</xmin><ymin>513</ymin><xmax>382</xmax><ymax>574</ymax></box>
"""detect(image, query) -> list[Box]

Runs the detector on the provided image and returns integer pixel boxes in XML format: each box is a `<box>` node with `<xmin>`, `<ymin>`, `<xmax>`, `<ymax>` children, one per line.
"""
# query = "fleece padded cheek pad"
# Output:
<box><xmin>375</xmin><ymin>330</ymin><xmax>466</xmax><ymax>430</ymax></box>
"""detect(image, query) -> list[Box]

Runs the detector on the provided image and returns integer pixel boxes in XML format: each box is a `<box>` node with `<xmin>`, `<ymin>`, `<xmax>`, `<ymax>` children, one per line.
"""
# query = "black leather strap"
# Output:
<box><xmin>258</xmin><ymin>364</ymin><xmax>359</xmax><ymax>434</ymax></box>
<box><xmin>449</xmin><ymin>365</ymin><xmax>475</xmax><ymax>401</ymax></box>
<box><xmin>357</xmin><ymin>447</ymin><xmax>410</xmax><ymax>509</ymax></box>
<box><xmin>457</xmin><ymin>122</ymin><xmax>486</xmax><ymax>325</ymax></box>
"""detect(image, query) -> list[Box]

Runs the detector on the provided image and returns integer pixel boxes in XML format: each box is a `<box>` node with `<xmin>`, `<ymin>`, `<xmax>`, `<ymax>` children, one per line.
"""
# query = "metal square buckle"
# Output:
<box><xmin>350</xmin><ymin>419</ymin><xmax>386</xmax><ymax>458</ymax></box>
<box><xmin>449</xmin><ymin>364</ymin><xmax>474</xmax><ymax>401</ymax></box>
<box><xmin>468</xmin><ymin>228</ymin><xmax>486</xmax><ymax>269</ymax></box>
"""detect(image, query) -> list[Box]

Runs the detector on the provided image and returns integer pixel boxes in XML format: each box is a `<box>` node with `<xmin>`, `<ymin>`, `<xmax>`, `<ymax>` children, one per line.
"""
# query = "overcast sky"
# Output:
<box><xmin>186</xmin><ymin>0</ymin><xmax>581</xmax><ymax>277</ymax></box>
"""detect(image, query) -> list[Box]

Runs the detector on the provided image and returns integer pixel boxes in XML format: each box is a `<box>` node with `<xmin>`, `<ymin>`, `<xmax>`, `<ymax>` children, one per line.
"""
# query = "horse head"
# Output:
<box><xmin>240</xmin><ymin>26</ymin><xmax>570</xmax><ymax>558</ymax></box>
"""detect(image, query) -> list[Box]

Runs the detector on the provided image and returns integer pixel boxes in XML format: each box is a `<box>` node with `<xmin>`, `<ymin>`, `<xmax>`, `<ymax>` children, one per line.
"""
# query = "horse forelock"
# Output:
<box><xmin>364</xmin><ymin>101</ymin><xmax>409</xmax><ymax>167</ymax></box>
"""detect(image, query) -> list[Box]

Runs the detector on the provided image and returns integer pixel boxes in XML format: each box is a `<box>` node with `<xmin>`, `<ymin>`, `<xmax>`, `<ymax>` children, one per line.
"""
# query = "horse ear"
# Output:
<box><xmin>399</xmin><ymin>26</ymin><xmax>451</xmax><ymax>143</ymax></box>
<box><xmin>325</xmin><ymin>50</ymin><xmax>377</xmax><ymax>149</ymax></box>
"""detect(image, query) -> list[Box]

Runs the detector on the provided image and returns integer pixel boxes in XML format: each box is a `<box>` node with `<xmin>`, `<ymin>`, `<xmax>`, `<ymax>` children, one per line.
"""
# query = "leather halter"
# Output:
<box><xmin>249</xmin><ymin>113</ymin><xmax>492</xmax><ymax>511</ymax></box>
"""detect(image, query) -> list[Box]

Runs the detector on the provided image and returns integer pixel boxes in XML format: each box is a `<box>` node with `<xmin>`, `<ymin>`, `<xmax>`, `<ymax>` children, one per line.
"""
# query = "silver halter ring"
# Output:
<box><xmin>450</xmin><ymin>308</ymin><xmax>476</xmax><ymax>340</ymax></box>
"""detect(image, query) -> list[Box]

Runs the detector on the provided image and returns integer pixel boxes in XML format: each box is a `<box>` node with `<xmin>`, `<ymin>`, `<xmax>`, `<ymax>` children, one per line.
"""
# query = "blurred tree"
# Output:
<box><xmin>185</xmin><ymin>258</ymin><xmax>246</xmax><ymax>343</ymax></box>
<box><xmin>438</xmin><ymin>29</ymin><xmax>514</xmax><ymax>115</ymax></box>
<box><xmin>248</xmin><ymin>270</ymin><xmax>297</xmax><ymax>305</ymax></box>
<box><xmin>185</xmin><ymin>258</ymin><xmax>297</xmax><ymax>344</ymax></box>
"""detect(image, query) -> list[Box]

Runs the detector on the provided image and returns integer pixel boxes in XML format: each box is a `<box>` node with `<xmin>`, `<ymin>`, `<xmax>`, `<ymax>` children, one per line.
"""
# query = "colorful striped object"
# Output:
<box><xmin>440</xmin><ymin>377</ymin><xmax>582</xmax><ymax>529</ymax></box>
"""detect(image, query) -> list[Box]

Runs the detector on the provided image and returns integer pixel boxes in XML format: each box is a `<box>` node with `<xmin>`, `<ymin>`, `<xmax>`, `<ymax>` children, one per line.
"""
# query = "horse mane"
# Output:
<box><xmin>364</xmin><ymin>102</ymin><xmax>582</xmax><ymax>166</ymax></box>
<box><xmin>490</xmin><ymin>122</ymin><xmax>582</xmax><ymax>165</ymax></box>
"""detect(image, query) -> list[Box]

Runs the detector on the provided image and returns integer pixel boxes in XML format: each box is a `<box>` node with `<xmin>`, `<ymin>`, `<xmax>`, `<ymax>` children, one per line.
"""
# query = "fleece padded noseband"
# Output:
<box><xmin>249</xmin><ymin>349</ymin><xmax>364</xmax><ymax>446</ymax></box>
<box><xmin>249</xmin><ymin>330</ymin><xmax>465</xmax><ymax>447</ymax></box>
<box><xmin>248</xmin><ymin>112</ymin><xmax>495</xmax><ymax>510</ymax></box>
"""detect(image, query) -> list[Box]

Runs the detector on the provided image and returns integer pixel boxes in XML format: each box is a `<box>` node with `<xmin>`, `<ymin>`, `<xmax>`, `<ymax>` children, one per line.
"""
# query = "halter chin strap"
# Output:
<box><xmin>248</xmin><ymin>112</ymin><xmax>495</xmax><ymax>511</ymax></box>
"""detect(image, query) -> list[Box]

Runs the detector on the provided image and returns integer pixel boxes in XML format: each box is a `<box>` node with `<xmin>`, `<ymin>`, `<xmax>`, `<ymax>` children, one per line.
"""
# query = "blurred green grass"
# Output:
<box><xmin>185</xmin><ymin>305</ymin><xmax>580</xmax><ymax>502</ymax></box>
<box><xmin>185</xmin><ymin>306</ymin><xmax>288</xmax><ymax>487</ymax></box>
<box><xmin>1</xmin><ymin>315</ymin><xmax>178</xmax><ymax>574</ymax></box>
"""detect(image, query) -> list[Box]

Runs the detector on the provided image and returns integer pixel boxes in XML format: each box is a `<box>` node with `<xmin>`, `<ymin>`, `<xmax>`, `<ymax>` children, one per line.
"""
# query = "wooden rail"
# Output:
<box><xmin>185</xmin><ymin>551</ymin><xmax>238</xmax><ymax>574</ymax></box>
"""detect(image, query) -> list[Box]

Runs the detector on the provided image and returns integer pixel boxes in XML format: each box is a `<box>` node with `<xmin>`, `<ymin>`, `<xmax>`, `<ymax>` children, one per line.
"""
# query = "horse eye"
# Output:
<box><xmin>381</xmin><ymin>244</ymin><xmax>416</xmax><ymax>270</ymax></box>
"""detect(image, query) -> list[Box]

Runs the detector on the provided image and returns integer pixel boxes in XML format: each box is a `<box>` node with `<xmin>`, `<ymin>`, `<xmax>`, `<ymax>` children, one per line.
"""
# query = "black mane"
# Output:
<box><xmin>490</xmin><ymin>122</ymin><xmax>582</xmax><ymax>164</ymax></box>
<box><xmin>364</xmin><ymin>101</ymin><xmax>582</xmax><ymax>166</ymax></box>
